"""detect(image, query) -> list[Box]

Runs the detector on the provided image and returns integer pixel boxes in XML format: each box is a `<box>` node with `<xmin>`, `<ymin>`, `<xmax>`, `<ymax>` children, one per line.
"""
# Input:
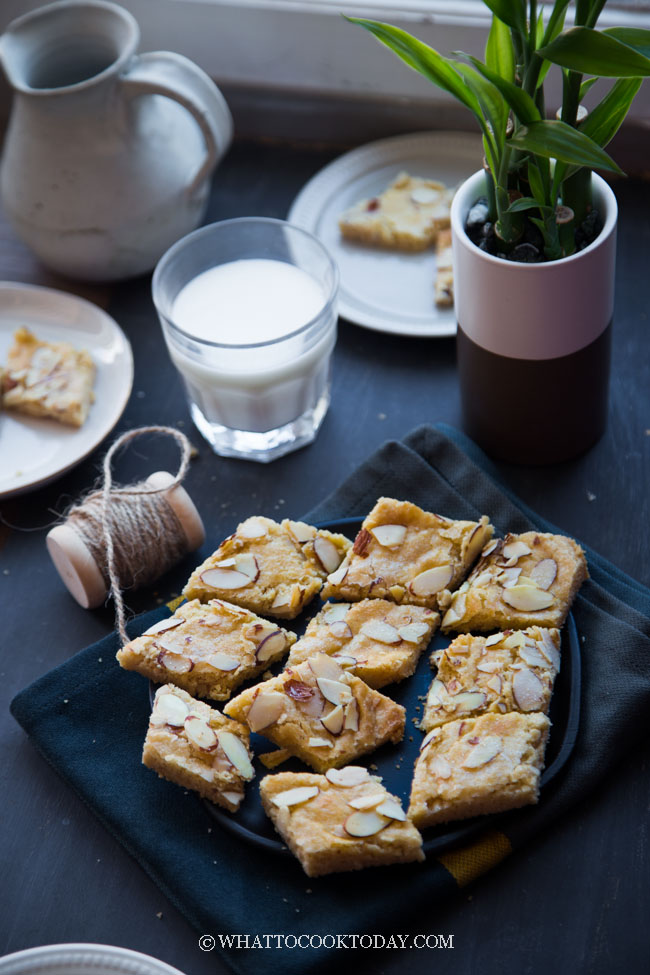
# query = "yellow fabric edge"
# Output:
<box><xmin>437</xmin><ymin>830</ymin><xmax>512</xmax><ymax>887</ymax></box>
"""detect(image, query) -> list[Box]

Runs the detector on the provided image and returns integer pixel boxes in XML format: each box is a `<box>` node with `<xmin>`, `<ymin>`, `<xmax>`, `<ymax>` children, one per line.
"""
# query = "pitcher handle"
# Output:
<box><xmin>120</xmin><ymin>52</ymin><xmax>233</xmax><ymax>197</ymax></box>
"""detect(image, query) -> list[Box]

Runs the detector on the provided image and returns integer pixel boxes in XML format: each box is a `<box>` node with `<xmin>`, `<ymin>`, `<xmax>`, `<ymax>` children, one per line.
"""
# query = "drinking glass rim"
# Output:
<box><xmin>152</xmin><ymin>216</ymin><xmax>339</xmax><ymax>350</ymax></box>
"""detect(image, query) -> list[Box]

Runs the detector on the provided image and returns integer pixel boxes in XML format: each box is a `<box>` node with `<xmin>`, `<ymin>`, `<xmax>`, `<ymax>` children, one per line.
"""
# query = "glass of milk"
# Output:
<box><xmin>152</xmin><ymin>217</ymin><xmax>339</xmax><ymax>462</ymax></box>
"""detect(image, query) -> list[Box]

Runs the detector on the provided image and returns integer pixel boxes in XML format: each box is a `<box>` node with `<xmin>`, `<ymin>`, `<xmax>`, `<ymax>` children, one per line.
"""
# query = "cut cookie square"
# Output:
<box><xmin>260</xmin><ymin>767</ymin><xmax>424</xmax><ymax>877</ymax></box>
<box><xmin>223</xmin><ymin>655</ymin><xmax>405</xmax><ymax>773</ymax></box>
<box><xmin>408</xmin><ymin>711</ymin><xmax>550</xmax><ymax>829</ymax></box>
<box><xmin>142</xmin><ymin>684</ymin><xmax>255</xmax><ymax>812</ymax></box>
<box><xmin>434</xmin><ymin>228</ymin><xmax>454</xmax><ymax>308</ymax></box>
<box><xmin>286</xmin><ymin>599</ymin><xmax>439</xmax><ymax>689</ymax></box>
<box><xmin>1</xmin><ymin>326</ymin><xmax>95</xmax><ymax>427</ymax></box>
<box><xmin>116</xmin><ymin>598</ymin><xmax>296</xmax><ymax>701</ymax></box>
<box><xmin>321</xmin><ymin>498</ymin><xmax>493</xmax><ymax>611</ymax></box>
<box><xmin>421</xmin><ymin>627</ymin><xmax>560</xmax><ymax>731</ymax></box>
<box><xmin>441</xmin><ymin>532</ymin><xmax>588</xmax><ymax>633</ymax></box>
<box><xmin>338</xmin><ymin>171</ymin><xmax>452</xmax><ymax>251</ymax></box>
<box><xmin>183</xmin><ymin>516</ymin><xmax>351</xmax><ymax>620</ymax></box>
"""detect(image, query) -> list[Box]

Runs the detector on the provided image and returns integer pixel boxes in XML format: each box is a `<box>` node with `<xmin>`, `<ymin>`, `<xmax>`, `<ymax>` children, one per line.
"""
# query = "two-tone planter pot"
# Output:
<box><xmin>450</xmin><ymin>171</ymin><xmax>617</xmax><ymax>465</ymax></box>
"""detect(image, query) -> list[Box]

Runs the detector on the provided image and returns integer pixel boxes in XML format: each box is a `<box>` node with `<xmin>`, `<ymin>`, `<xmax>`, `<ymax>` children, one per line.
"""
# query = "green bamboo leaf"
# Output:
<box><xmin>604</xmin><ymin>28</ymin><xmax>650</xmax><ymax>60</ymax></box>
<box><xmin>453</xmin><ymin>62</ymin><xmax>506</xmax><ymax>148</ymax></box>
<box><xmin>541</xmin><ymin>0</ymin><xmax>571</xmax><ymax>47</ymax></box>
<box><xmin>463</xmin><ymin>55</ymin><xmax>541</xmax><ymax>124</ymax></box>
<box><xmin>579</xmin><ymin>77</ymin><xmax>599</xmax><ymax>100</ymax></box>
<box><xmin>539</xmin><ymin>27</ymin><xmax>650</xmax><ymax>77</ymax></box>
<box><xmin>485</xmin><ymin>15</ymin><xmax>515</xmax><ymax>83</ymax></box>
<box><xmin>509</xmin><ymin>120</ymin><xmax>624</xmax><ymax>173</ymax></box>
<box><xmin>347</xmin><ymin>18</ymin><xmax>484</xmax><ymax>118</ymax></box>
<box><xmin>527</xmin><ymin>160</ymin><xmax>549</xmax><ymax>205</ymax></box>
<box><xmin>506</xmin><ymin>196</ymin><xmax>548</xmax><ymax>214</ymax></box>
<box><xmin>579</xmin><ymin>77</ymin><xmax>643</xmax><ymax>148</ymax></box>
<box><xmin>536</xmin><ymin>9</ymin><xmax>545</xmax><ymax>48</ymax></box>
<box><xmin>481</xmin><ymin>0</ymin><xmax>526</xmax><ymax>35</ymax></box>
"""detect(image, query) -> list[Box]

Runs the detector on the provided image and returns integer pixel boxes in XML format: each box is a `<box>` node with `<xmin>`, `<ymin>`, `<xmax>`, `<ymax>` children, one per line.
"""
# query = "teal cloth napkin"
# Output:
<box><xmin>11</xmin><ymin>425</ymin><xmax>650</xmax><ymax>975</ymax></box>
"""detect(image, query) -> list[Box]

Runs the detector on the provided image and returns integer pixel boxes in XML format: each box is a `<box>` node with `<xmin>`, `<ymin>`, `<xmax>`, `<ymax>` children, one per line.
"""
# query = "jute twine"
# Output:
<box><xmin>64</xmin><ymin>426</ymin><xmax>192</xmax><ymax>644</ymax></box>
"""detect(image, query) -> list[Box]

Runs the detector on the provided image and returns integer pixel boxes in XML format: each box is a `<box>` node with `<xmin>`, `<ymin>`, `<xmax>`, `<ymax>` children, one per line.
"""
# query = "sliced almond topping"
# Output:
<box><xmin>286</xmin><ymin>520</ymin><xmax>316</xmax><ymax>543</ymax></box>
<box><xmin>238</xmin><ymin>517</ymin><xmax>268</xmax><ymax>539</ymax></box>
<box><xmin>327</xmin><ymin>564</ymin><xmax>348</xmax><ymax>587</ymax></box>
<box><xmin>255</xmin><ymin>630</ymin><xmax>288</xmax><ymax>662</ymax></box>
<box><xmin>144</xmin><ymin>617</ymin><xmax>184</xmax><ymax>637</ymax></box>
<box><xmin>472</xmin><ymin>571</ymin><xmax>492</xmax><ymax>588</ymax></box>
<box><xmin>370</xmin><ymin>524</ymin><xmax>407</xmax><ymax>547</ymax></box>
<box><xmin>201</xmin><ymin>567</ymin><xmax>253</xmax><ymax>591</ymax></box>
<box><xmin>151</xmin><ymin>693</ymin><xmax>189</xmax><ymax>727</ymax></box>
<box><xmin>519</xmin><ymin>645</ymin><xmax>549</xmax><ymax>669</ymax></box>
<box><xmin>411</xmin><ymin>185</ymin><xmax>440</xmax><ymax>205</ymax></box>
<box><xmin>325</xmin><ymin>766</ymin><xmax>369</xmax><ymax>787</ymax></box>
<box><xmin>221</xmin><ymin>790</ymin><xmax>244</xmax><ymax>808</ymax></box>
<box><xmin>344</xmin><ymin>811</ymin><xmax>389</xmax><ymax>837</ymax></box>
<box><xmin>321</xmin><ymin>704</ymin><xmax>345</xmax><ymax>735</ymax></box>
<box><xmin>344</xmin><ymin>698</ymin><xmax>359</xmax><ymax>731</ymax></box>
<box><xmin>502</xmin><ymin>540</ymin><xmax>532</xmax><ymax>565</ymax></box>
<box><xmin>308</xmin><ymin>736</ymin><xmax>333</xmax><ymax>748</ymax></box>
<box><xmin>348</xmin><ymin>793</ymin><xmax>385</xmax><ymax>810</ymax></box>
<box><xmin>427</xmin><ymin>679</ymin><xmax>447</xmax><ymax>707</ymax></box>
<box><xmin>482</xmin><ymin>539</ymin><xmax>498</xmax><ymax>557</ymax></box>
<box><xmin>530</xmin><ymin>558</ymin><xmax>558</xmax><ymax>591</ymax></box>
<box><xmin>333</xmin><ymin>653</ymin><xmax>358</xmax><ymax>667</ymax></box>
<box><xmin>217</xmin><ymin>730</ymin><xmax>254</xmax><ymax>780</ymax></box>
<box><xmin>246</xmin><ymin>691</ymin><xmax>285</xmax><ymax>732</ymax></box>
<box><xmin>476</xmin><ymin>660</ymin><xmax>500</xmax><ymax>673</ymax></box>
<box><xmin>243</xmin><ymin>621</ymin><xmax>277</xmax><ymax>643</ymax></box>
<box><xmin>360</xmin><ymin>620</ymin><xmax>400</xmax><ymax>644</ymax></box>
<box><xmin>329</xmin><ymin>621</ymin><xmax>352</xmax><ymax>640</ymax></box>
<box><xmin>235</xmin><ymin>554</ymin><xmax>260</xmax><ymax>579</ymax></box>
<box><xmin>503</xmin><ymin>631</ymin><xmax>526</xmax><ymax>649</ymax></box>
<box><xmin>375</xmin><ymin>798</ymin><xmax>406</xmax><ymax>821</ymax></box>
<box><xmin>498</xmin><ymin>567</ymin><xmax>522</xmax><ymax>588</ymax></box>
<box><xmin>420</xmin><ymin>728</ymin><xmax>442</xmax><ymax>750</ymax></box>
<box><xmin>486</xmin><ymin>675</ymin><xmax>502</xmax><ymax>694</ymax></box>
<box><xmin>409</xmin><ymin>565</ymin><xmax>454</xmax><ymax>597</ymax></box>
<box><xmin>308</xmin><ymin>654</ymin><xmax>343</xmax><ymax>681</ymax></box>
<box><xmin>537</xmin><ymin>630</ymin><xmax>561</xmax><ymax>672</ymax></box>
<box><xmin>284</xmin><ymin>679</ymin><xmax>314</xmax><ymax>702</ymax></box>
<box><xmin>206</xmin><ymin>652</ymin><xmax>240</xmax><ymax>671</ymax></box>
<box><xmin>317</xmin><ymin>677</ymin><xmax>352</xmax><ymax>707</ymax></box>
<box><xmin>485</xmin><ymin>633</ymin><xmax>504</xmax><ymax>647</ymax></box>
<box><xmin>430</xmin><ymin>755</ymin><xmax>452</xmax><ymax>778</ymax></box>
<box><xmin>442</xmin><ymin>591</ymin><xmax>467</xmax><ymax>627</ymax></box>
<box><xmin>313</xmin><ymin>535</ymin><xmax>343</xmax><ymax>574</ymax></box>
<box><xmin>502</xmin><ymin>585</ymin><xmax>554</xmax><ymax>612</ymax></box>
<box><xmin>321</xmin><ymin>603</ymin><xmax>350</xmax><ymax>624</ymax></box>
<box><xmin>272</xmin><ymin>785</ymin><xmax>319</xmax><ymax>807</ymax></box>
<box><xmin>452</xmin><ymin>691</ymin><xmax>487</xmax><ymax>712</ymax></box>
<box><xmin>512</xmin><ymin>668</ymin><xmax>545</xmax><ymax>711</ymax></box>
<box><xmin>184</xmin><ymin>714</ymin><xmax>218</xmax><ymax>750</ymax></box>
<box><xmin>462</xmin><ymin>735</ymin><xmax>502</xmax><ymax>768</ymax></box>
<box><xmin>157</xmin><ymin>651</ymin><xmax>194</xmax><ymax>674</ymax></box>
<box><xmin>398</xmin><ymin>622</ymin><xmax>430</xmax><ymax>643</ymax></box>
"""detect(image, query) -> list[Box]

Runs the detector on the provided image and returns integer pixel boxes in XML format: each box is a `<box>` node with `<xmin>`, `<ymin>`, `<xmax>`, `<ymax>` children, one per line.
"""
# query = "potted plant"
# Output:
<box><xmin>349</xmin><ymin>2</ymin><xmax>650</xmax><ymax>463</ymax></box>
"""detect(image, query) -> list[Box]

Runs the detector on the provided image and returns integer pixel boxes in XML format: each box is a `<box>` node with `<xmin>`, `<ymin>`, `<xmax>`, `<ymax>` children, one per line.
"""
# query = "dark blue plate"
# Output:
<box><xmin>154</xmin><ymin>516</ymin><xmax>581</xmax><ymax>856</ymax></box>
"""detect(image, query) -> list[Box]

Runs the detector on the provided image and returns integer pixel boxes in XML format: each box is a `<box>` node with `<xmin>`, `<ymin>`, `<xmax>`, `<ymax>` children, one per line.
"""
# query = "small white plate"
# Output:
<box><xmin>288</xmin><ymin>131</ymin><xmax>483</xmax><ymax>337</ymax></box>
<box><xmin>0</xmin><ymin>282</ymin><xmax>133</xmax><ymax>499</ymax></box>
<box><xmin>0</xmin><ymin>943</ymin><xmax>186</xmax><ymax>975</ymax></box>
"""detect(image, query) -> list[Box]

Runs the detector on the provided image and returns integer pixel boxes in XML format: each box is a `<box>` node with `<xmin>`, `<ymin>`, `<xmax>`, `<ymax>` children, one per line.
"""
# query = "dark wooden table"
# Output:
<box><xmin>1</xmin><ymin>140</ymin><xmax>649</xmax><ymax>975</ymax></box>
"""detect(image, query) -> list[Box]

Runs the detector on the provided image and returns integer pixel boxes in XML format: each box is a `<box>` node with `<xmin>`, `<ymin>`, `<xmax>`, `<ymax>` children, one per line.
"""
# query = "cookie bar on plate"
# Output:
<box><xmin>260</xmin><ymin>767</ymin><xmax>424</xmax><ymax>877</ymax></box>
<box><xmin>184</xmin><ymin>516</ymin><xmax>351</xmax><ymax>620</ymax></box>
<box><xmin>434</xmin><ymin>227</ymin><xmax>454</xmax><ymax>308</ymax></box>
<box><xmin>408</xmin><ymin>711</ymin><xmax>550</xmax><ymax>828</ymax></box>
<box><xmin>421</xmin><ymin>627</ymin><xmax>560</xmax><ymax>731</ymax></box>
<box><xmin>286</xmin><ymin>598</ymin><xmax>439</xmax><ymax>689</ymax></box>
<box><xmin>441</xmin><ymin>532</ymin><xmax>588</xmax><ymax>632</ymax></box>
<box><xmin>143</xmin><ymin>685</ymin><xmax>254</xmax><ymax>813</ymax></box>
<box><xmin>116</xmin><ymin>598</ymin><xmax>296</xmax><ymax>701</ymax></box>
<box><xmin>338</xmin><ymin>172</ymin><xmax>452</xmax><ymax>251</ymax></box>
<box><xmin>1</xmin><ymin>326</ymin><xmax>95</xmax><ymax>427</ymax></box>
<box><xmin>224</xmin><ymin>655</ymin><xmax>405</xmax><ymax>773</ymax></box>
<box><xmin>321</xmin><ymin>498</ymin><xmax>493</xmax><ymax>611</ymax></box>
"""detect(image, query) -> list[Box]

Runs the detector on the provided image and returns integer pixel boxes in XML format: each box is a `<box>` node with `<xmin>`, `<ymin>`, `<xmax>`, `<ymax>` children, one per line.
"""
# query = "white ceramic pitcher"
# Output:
<box><xmin>0</xmin><ymin>0</ymin><xmax>233</xmax><ymax>281</ymax></box>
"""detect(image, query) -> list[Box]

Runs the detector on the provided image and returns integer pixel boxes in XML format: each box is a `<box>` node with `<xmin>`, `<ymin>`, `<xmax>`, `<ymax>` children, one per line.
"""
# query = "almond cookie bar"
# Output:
<box><xmin>1</xmin><ymin>326</ymin><xmax>95</xmax><ymax>427</ymax></box>
<box><xmin>224</xmin><ymin>655</ymin><xmax>405</xmax><ymax>773</ymax></box>
<box><xmin>260</xmin><ymin>767</ymin><xmax>424</xmax><ymax>877</ymax></box>
<box><xmin>142</xmin><ymin>684</ymin><xmax>254</xmax><ymax>812</ymax></box>
<box><xmin>434</xmin><ymin>227</ymin><xmax>454</xmax><ymax>308</ymax></box>
<box><xmin>183</xmin><ymin>516</ymin><xmax>351</xmax><ymax>620</ymax></box>
<box><xmin>321</xmin><ymin>498</ymin><xmax>493</xmax><ymax>611</ymax></box>
<box><xmin>408</xmin><ymin>711</ymin><xmax>550</xmax><ymax>828</ymax></box>
<box><xmin>286</xmin><ymin>599</ymin><xmax>439</xmax><ymax>689</ymax></box>
<box><xmin>421</xmin><ymin>627</ymin><xmax>560</xmax><ymax>731</ymax></box>
<box><xmin>338</xmin><ymin>172</ymin><xmax>452</xmax><ymax>251</ymax></box>
<box><xmin>441</xmin><ymin>532</ymin><xmax>588</xmax><ymax>633</ymax></box>
<box><xmin>116</xmin><ymin>598</ymin><xmax>296</xmax><ymax>701</ymax></box>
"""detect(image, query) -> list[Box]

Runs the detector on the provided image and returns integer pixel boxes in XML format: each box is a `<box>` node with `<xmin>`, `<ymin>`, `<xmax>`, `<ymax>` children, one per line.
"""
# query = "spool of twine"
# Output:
<box><xmin>46</xmin><ymin>426</ymin><xmax>205</xmax><ymax>643</ymax></box>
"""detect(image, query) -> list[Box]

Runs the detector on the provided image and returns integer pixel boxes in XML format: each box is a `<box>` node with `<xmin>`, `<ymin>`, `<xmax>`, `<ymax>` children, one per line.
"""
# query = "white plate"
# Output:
<box><xmin>0</xmin><ymin>944</ymin><xmax>185</xmax><ymax>975</ymax></box>
<box><xmin>0</xmin><ymin>283</ymin><xmax>133</xmax><ymax>499</ymax></box>
<box><xmin>288</xmin><ymin>131</ymin><xmax>483</xmax><ymax>337</ymax></box>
